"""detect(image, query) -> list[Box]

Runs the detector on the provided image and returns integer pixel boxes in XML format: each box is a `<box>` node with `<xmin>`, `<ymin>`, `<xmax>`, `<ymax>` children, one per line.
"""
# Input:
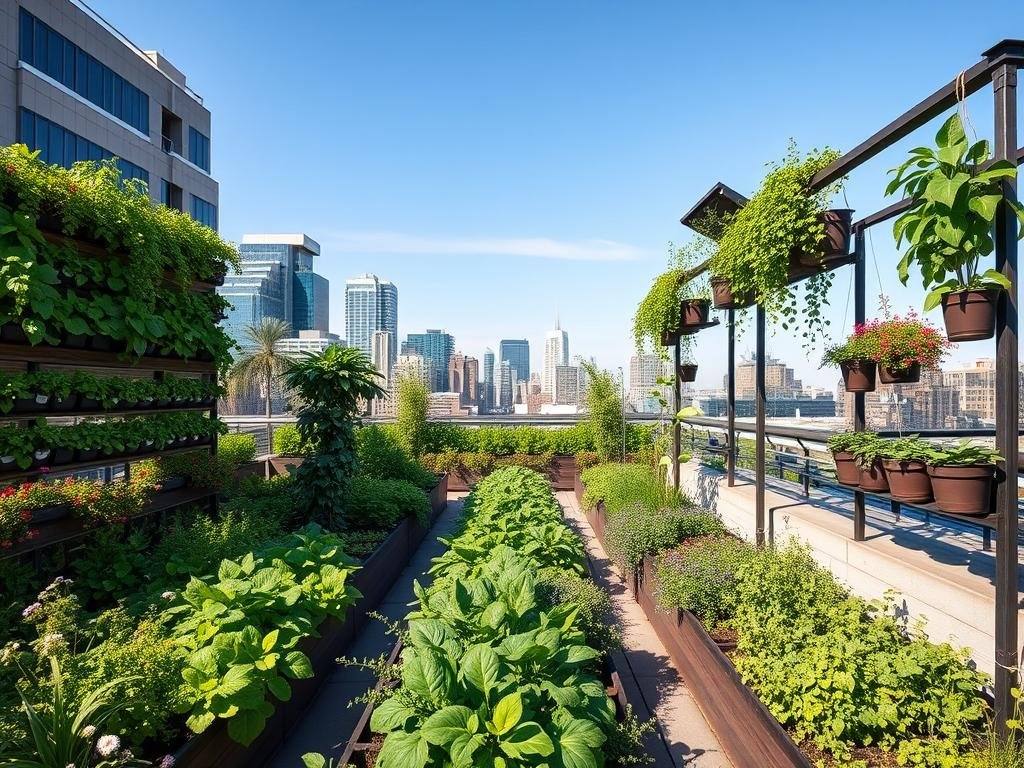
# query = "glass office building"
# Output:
<box><xmin>218</xmin><ymin>234</ymin><xmax>328</xmax><ymax>346</ymax></box>
<box><xmin>345</xmin><ymin>274</ymin><xmax>398</xmax><ymax>367</ymax></box>
<box><xmin>405</xmin><ymin>329</ymin><xmax>455</xmax><ymax>392</ymax></box>
<box><xmin>498</xmin><ymin>339</ymin><xmax>530</xmax><ymax>384</ymax></box>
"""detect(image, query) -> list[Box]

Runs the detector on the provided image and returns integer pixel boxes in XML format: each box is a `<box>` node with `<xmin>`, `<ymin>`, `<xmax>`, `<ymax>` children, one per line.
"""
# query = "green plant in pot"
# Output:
<box><xmin>887</xmin><ymin>112</ymin><xmax>1024</xmax><ymax>342</ymax></box>
<box><xmin>826</xmin><ymin>432</ymin><xmax>876</xmax><ymax>486</ymax></box>
<box><xmin>822</xmin><ymin>324</ymin><xmax>881</xmax><ymax>393</ymax></box>
<box><xmin>0</xmin><ymin>423</ymin><xmax>37</xmax><ymax>469</ymax></box>
<box><xmin>710</xmin><ymin>142</ymin><xmax>844</xmax><ymax>348</ymax></box>
<box><xmin>676</xmin><ymin>334</ymin><xmax>698</xmax><ymax>382</ymax></box>
<box><xmin>878</xmin><ymin>437</ymin><xmax>934</xmax><ymax>503</ymax></box>
<box><xmin>924</xmin><ymin>440</ymin><xmax>1001</xmax><ymax>516</ymax></box>
<box><xmin>847</xmin><ymin>433</ymin><xmax>892</xmax><ymax>492</ymax></box>
<box><xmin>633</xmin><ymin>239</ymin><xmax>712</xmax><ymax>356</ymax></box>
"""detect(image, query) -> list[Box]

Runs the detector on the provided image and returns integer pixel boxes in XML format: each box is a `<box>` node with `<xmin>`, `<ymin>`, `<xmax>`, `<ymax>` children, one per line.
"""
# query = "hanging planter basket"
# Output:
<box><xmin>831</xmin><ymin>450</ymin><xmax>860</xmax><ymax>486</ymax></box>
<box><xmin>878</xmin><ymin>362</ymin><xmax>921</xmax><ymax>385</ymax></box>
<box><xmin>797</xmin><ymin>209</ymin><xmax>855</xmax><ymax>268</ymax></box>
<box><xmin>710</xmin><ymin>277</ymin><xmax>756</xmax><ymax>309</ymax></box>
<box><xmin>839</xmin><ymin>359</ymin><xmax>876</xmax><ymax>392</ymax></box>
<box><xmin>679</xmin><ymin>299</ymin><xmax>711</xmax><ymax>328</ymax></box>
<box><xmin>881</xmin><ymin>459</ymin><xmax>933</xmax><ymax>503</ymax></box>
<box><xmin>858</xmin><ymin>458</ymin><xmax>890</xmax><ymax>492</ymax></box>
<box><xmin>940</xmin><ymin>289</ymin><xmax>997</xmax><ymax>342</ymax></box>
<box><xmin>927</xmin><ymin>463</ymin><xmax>995</xmax><ymax>516</ymax></box>
<box><xmin>677</xmin><ymin>363</ymin><xmax>698</xmax><ymax>383</ymax></box>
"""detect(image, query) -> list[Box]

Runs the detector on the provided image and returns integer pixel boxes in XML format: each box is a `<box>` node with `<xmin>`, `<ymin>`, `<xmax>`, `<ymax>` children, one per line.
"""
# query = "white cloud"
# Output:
<box><xmin>320</xmin><ymin>231</ymin><xmax>642</xmax><ymax>262</ymax></box>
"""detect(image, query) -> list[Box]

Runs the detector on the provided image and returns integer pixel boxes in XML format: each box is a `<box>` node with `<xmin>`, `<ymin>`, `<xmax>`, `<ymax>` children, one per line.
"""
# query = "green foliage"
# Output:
<box><xmin>633</xmin><ymin>240</ymin><xmax>713</xmax><ymax>356</ymax></box>
<box><xmin>348</xmin><ymin>476</ymin><xmax>431</xmax><ymax>529</ymax></box>
<box><xmin>537</xmin><ymin>568</ymin><xmax>621</xmax><ymax>654</ymax></box>
<box><xmin>416</xmin><ymin>423</ymin><xmax>654</xmax><ymax>458</ymax></box>
<box><xmin>284</xmin><ymin>346</ymin><xmax>385</xmax><ymax>529</ymax></box>
<box><xmin>604</xmin><ymin>502</ymin><xmax>724</xmax><ymax>572</ymax></box>
<box><xmin>887</xmin><ymin>113</ymin><xmax>1024</xmax><ymax>310</ymax></box>
<box><xmin>70</xmin><ymin>526</ymin><xmax>149</xmax><ymax>606</ymax></box>
<box><xmin>578</xmin><ymin>362</ymin><xmax>625</xmax><ymax>462</ymax></box>
<box><xmin>165</xmin><ymin>525</ymin><xmax>362</xmax><ymax>745</ymax></box>
<box><xmin>396</xmin><ymin>374</ymin><xmax>430</xmax><ymax>459</ymax></box>
<box><xmin>711</xmin><ymin>142</ymin><xmax>842</xmax><ymax>345</ymax></box>
<box><xmin>654</xmin><ymin>536</ymin><xmax>754</xmax><ymax>627</ymax></box>
<box><xmin>733</xmin><ymin>542</ymin><xmax>987</xmax><ymax>764</ymax></box>
<box><xmin>336</xmin><ymin>528</ymin><xmax>392</xmax><ymax>560</ymax></box>
<box><xmin>921</xmin><ymin>439</ymin><xmax>1002</xmax><ymax>466</ymax></box>
<box><xmin>218</xmin><ymin>433</ymin><xmax>257</xmax><ymax>467</ymax></box>
<box><xmin>224</xmin><ymin>317</ymin><xmax>296</xmax><ymax>418</ymax></box>
<box><xmin>827</xmin><ymin>431</ymin><xmax>878</xmax><ymax>454</ymax></box>
<box><xmin>580</xmin><ymin>463</ymin><xmax>682</xmax><ymax>516</ymax></box>
<box><xmin>356</xmin><ymin>425</ymin><xmax>437</xmax><ymax>489</ymax></box>
<box><xmin>273</xmin><ymin>423</ymin><xmax>312</xmax><ymax>456</ymax></box>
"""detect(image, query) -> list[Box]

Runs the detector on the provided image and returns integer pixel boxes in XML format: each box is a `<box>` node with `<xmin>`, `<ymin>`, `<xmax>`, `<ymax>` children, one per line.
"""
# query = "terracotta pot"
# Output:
<box><xmin>831</xmin><ymin>450</ymin><xmax>859</xmax><ymax>486</ymax></box>
<box><xmin>878</xmin><ymin>362</ymin><xmax>921</xmax><ymax>385</ymax></box>
<box><xmin>839</xmin><ymin>359</ymin><xmax>876</xmax><ymax>392</ymax></box>
<box><xmin>927</xmin><ymin>464</ymin><xmax>994</xmax><ymax>515</ymax></box>
<box><xmin>677</xmin><ymin>364</ymin><xmax>698</xmax><ymax>383</ymax></box>
<box><xmin>660</xmin><ymin>329</ymin><xmax>679</xmax><ymax>347</ymax></box>
<box><xmin>679</xmin><ymin>299</ymin><xmax>710</xmax><ymax>328</ymax></box>
<box><xmin>798</xmin><ymin>209</ymin><xmax>854</xmax><ymax>267</ymax></box>
<box><xmin>941</xmin><ymin>289</ymin><xmax>997</xmax><ymax>342</ymax></box>
<box><xmin>710</xmin><ymin>277</ymin><xmax>755</xmax><ymax>309</ymax></box>
<box><xmin>858</xmin><ymin>458</ymin><xmax>890</xmax><ymax>492</ymax></box>
<box><xmin>882</xmin><ymin>459</ymin><xmax>933</xmax><ymax>503</ymax></box>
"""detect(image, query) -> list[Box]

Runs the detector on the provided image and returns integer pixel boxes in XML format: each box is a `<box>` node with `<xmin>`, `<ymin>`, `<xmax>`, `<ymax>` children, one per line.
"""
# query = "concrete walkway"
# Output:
<box><xmin>558</xmin><ymin>490</ymin><xmax>733</xmax><ymax>768</ymax></box>
<box><xmin>269</xmin><ymin>496</ymin><xmax>464</xmax><ymax>767</ymax></box>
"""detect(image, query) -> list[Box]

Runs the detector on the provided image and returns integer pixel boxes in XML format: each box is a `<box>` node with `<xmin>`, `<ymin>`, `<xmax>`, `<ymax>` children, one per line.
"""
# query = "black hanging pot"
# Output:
<box><xmin>840</xmin><ymin>360</ymin><xmax>877</xmax><ymax>393</ymax></box>
<box><xmin>677</xmin><ymin>363</ymin><xmax>698</xmax><ymax>383</ymax></box>
<box><xmin>51</xmin><ymin>447</ymin><xmax>75</xmax><ymax>465</ymax></box>
<box><xmin>75</xmin><ymin>448</ymin><xmax>99</xmax><ymax>461</ymax></box>
<box><xmin>51</xmin><ymin>394</ymin><xmax>79</xmax><ymax>412</ymax></box>
<box><xmin>62</xmin><ymin>331</ymin><xmax>89</xmax><ymax>349</ymax></box>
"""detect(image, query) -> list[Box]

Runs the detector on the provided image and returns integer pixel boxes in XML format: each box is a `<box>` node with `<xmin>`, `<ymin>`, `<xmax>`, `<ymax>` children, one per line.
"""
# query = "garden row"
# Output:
<box><xmin>577</xmin><ymin>462</ymin><xmax>996</xmax><ymax>768</ymax></box>
<box><xmin>0</xmin><ymin>423</ymin><xmax>449</xmax><ymax>767</ymax></box>
<box><xmin>333</xmin><ymin>466</ymin><xmax>652</xmax><ymax>768</ymax></box>
<box><xmin>827</xmin><ymin>433</ymin><xmax>1000</xmax><ymax>515</ymax></box>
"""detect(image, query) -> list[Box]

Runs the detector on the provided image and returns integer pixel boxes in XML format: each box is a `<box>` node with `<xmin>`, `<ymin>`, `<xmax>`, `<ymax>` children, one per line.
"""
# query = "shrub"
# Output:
<box><xmin>347</xmin><ymin>476</ymin><xmax>430</xmax><ymax>529</ymax></box>
<box><xmin>580</xmin><ymin>361</ymin><xmax>625</xmax><ymax>461</ymax></box>
<box><xmin>218</xmin><ymin>432</ymin><xmax>257</xmax><ymax>467</ymax></box>
<box><xmin>273</xmin><ymin>423</ymin><xmax>310</xmax><ymax>455</ymax></box>
<box><xmin>70</xmin><ymin>525</ymin><xmax>149</xmax><ymax>606</ymax></box>
<box><xmin>575</xmin><ymin>450</ymin><xmax>600</xmax><ymax>470</ymax></box>
<box><xmin>604</xmin><ymin>502</ymin><xmax>723</xmax><ymax>572</ymax></box>
<box><xmin>538</xmin><ymin>568</ymin><xmax>621</xmax><ymax>653</ymax></box>
<box><xmin>395</xmin><ymin>374</ymin><xmax>429</xmax><ymax>458</ymax></box>
<box><xmin>581</xmin><ymin>463</ymin><xmax>683</xmax><ymax>516</ymax></box>
<box><xmin>654</xmin><ymin>536</ymin><xmax>754</xmax><ymax>627</ymax></box>
<box><xmin>356</xmin><ymin>425</ymin><xmax>437</xmax><ymax>489</ymax></box>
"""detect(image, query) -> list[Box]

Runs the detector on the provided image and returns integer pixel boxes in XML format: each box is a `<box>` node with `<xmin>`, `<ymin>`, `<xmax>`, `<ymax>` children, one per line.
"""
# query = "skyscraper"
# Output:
<box><xmin>220</xmin><ymin>234</ymin><xmax>327</xmax><ymax>346</ymax></box>
<box><xmin>406</xmin><ymin>330</ymin><xmax>455</xmax><ymax>392</ymax></box>
<box><xmin>499</xmin><ymin>340</ymin><xmax>530</xmax><ymax>385</ymax></box>
<box><xmin>498</xmin><ymin>361</ymin><xmax>515</xmax><ymax>410</ymax></box>
<box><xmin>543</xmin><ymin>318</ymin><xmax>569</xmax><ymax>395</ymax></box>
<box><xmin>554</xmin><ymin>365</ymin><xmax>582</xmax><ymax>405</ymax></box>
<box><xmin>372</xmin><ymin>330</ymin><xmax>394</xmax><ymax>388</ymax></box>
<box><xmin>448</xmin><ymin>353</ymin><xmax>479</xmax><ymax>407</ymax></box>
<box><xmin>345</xmin><ymin>274</ymin><xmax>398</xmax><ymax>366</ymax></box>
<box><xmin>483</xmin><ymin>348</ymin><xmax>496</xmax><ymax>413</ymax></box>
<box><xmin>629</xmin><ymin>355</ymin><xmax>672</xmax><ymax>413</ymax></box>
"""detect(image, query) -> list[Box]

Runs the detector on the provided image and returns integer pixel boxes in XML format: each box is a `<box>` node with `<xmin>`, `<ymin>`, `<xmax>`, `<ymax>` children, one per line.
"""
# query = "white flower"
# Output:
<box><xmin>38</xmin><ymin>632</ymin><xmax>66</xmax><ymax>656</ymax></box>
<box><xmin>95</xmin><ymin>734</ymin><xmax>120</xmax><ymax>757</ymax></box>
<box><xmin>21</xmin><ymin>602</ymin><xmax>41</xmax><ymax>619</ymax></box>
<box><xmin>161</xmin><ymin>591</ymin><xmax>175</xmax><ymax>600</ymax></box>
<box><xmin>81</xmin><ymin>725</ymin><xmax>96</xmax><ymax>739</ymax></box>
<box><xmin>0</xmin><ymin>641</ymin><xmax>21</xmax><ymax>663</ymax></box>
<box><xmin>159</xmin><ymin>755</ymin><xmax>175</xmax><ymax>768</ymax></box>
<box><xmin>66</xmin><ymin>763</ymin><xmax>75</xmax><ymax>768</ymax></box>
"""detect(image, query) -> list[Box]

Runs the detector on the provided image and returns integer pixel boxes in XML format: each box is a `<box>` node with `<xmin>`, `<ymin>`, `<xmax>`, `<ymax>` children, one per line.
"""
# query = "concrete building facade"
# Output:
<box><xmin>542</xmin><ymin>319</ymin><xmax>569</xmax><ymax>395</ymax></box>
<box><xmin>1</xmin><ymin>0</ymin><xmax>217</xmax><ymax>221</ymax></box>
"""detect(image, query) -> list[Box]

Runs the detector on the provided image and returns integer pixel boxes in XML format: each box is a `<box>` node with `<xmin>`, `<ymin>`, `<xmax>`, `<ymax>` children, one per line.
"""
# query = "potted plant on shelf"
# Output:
<box><xmin>709</xmin><ymin>142</ymin><xmax>846</xmax><ymax>347</ymax></box>
<box><xmin>633</xmin><ymin>240</ymin><xmax>712</xmax><ymax>356</ymax></box>
<box><xmin>879</xmin><ymin>437</ymin><xmax>934</xmax><ymax>503</ymax></box>
<box><xmin>871</xmin><ymin>312</ymin><xmax>948</xmax><ymax>384</ymax></box>
<box><xmin>826</xmin><ymin>432</ymin><xmax>875</xmax><ymax>486</ymax></box>
<box><xmin>848</xmin><ymin>433</ymin><xmax>892</xmax><ymax>492</ymax></box>
<box><xmin>0</xmin><ymin>371</ymin><xmax>39</xmax><ymax>414</ymax></box>
<box><xmin>887</xmin><ymin>112</ymin><xmax>1024</xmax><ymax>341</ymax></box>
<box><xmin>924</xmin><ymin>440</ymin><xmax>1001</xmax><ymax>516</ymax></box>
<box><xmin>0</xmin><ymin>426</ymin><xmax>37</xmax><ymax>470</ymax></box>
<box><xmin>822</xmin><ymin>323</ymin><xmax>881</xmax><ymax>393</ymax></box>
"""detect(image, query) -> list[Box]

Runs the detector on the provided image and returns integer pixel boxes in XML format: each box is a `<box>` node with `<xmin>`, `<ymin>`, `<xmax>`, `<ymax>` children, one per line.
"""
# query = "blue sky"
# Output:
<box><xmin>90</xmin><ymin>0</ymin><xmax>1023</xmax><ymax>389</ymax></box>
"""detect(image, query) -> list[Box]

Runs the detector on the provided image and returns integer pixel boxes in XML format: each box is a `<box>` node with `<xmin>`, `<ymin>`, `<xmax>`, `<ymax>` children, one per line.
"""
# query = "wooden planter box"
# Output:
<box><xmin>173</xmin><ymin>480</ymin><xmax>447</xmax><ymax>768</ymax></box>
<box><xmin>577</xmin><ymin>479</ymin><xmax>809</xmax><ymax>768</ymax></box>
<box><xmin>232</xmin><ymin>460</ymin><xmax>265</xmax><ymax>480</ymax></box>
<box><xmin>268</xmin><ymin>455</ymin><xmax>305</xmax><ymax>477</ymax></box>
<box><xmin>445</xmin><ymin>454</ymin><xmax>578</xmax><ymax>492</ymax></box>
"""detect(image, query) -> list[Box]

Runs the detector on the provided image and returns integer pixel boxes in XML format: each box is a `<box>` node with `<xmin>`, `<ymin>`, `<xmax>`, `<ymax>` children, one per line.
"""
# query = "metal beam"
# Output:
<box><xmin>727</xmin><ymin>308</ymin><xmax>736</xmax><ymax>486</ymax></box>
<box><xmin>673</xmin><ymin>336</ymin><xmax>682</xmax><ymax>492</ymax></box>
<box><xmin>992</xmin><ymin>61</ymin><xmax>1020</xmax><ymax>736</ymax></box>
<box><xmin>755</xmin><ymin>306</ymin><xmax>766</xmax><ymax>546</ymax></box>
<box><xmin>853</xmin><ymin>228</ymin><xmax>867</xmax><ymax>542</ymax></box>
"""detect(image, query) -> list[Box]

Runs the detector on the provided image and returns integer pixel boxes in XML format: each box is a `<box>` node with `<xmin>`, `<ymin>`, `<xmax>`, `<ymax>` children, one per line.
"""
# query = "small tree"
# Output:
<box><xmin>579</xmin><ymin>360</ymin><xmax>624</xmax><ymax>463</ymax></box>
<box><xmin>224</xmin><ymin>317</ymin><xmax>295</xmax><ymax>451</ymax></box>
<box><xmin>284</xmin><ymin>346</ymin><xmax>385</xmax><ymax>528</ymax></box>
<box><xmin>395</xmin><ymin>374</ymin><xmax>430</xmax><ymax>458</ymax></box>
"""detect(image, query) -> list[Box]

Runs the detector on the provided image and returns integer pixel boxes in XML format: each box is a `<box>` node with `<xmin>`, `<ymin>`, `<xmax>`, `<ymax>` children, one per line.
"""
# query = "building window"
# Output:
<box><xmin>161</xmin><ymin>179</ymin><xmax>183</xmax><ymax>211</ymax></box>
<box><xmin>188</xmin><ymin>127</ymin><xmax>210</xmax><ymax>172</ymax></box>
<box><xmin>18</xmin><ymin>9</ymin><xmax>150</xmax><ymax>135</ymax></box>
<box><xmin>190</xmin><ymin>195</ymin><xmax>217</xmax><ymax>229</ymax></box>
<box><xmin>18</xmin><ymin>108</ymin><xmax>149</xmax><ymax>184</ymax></box>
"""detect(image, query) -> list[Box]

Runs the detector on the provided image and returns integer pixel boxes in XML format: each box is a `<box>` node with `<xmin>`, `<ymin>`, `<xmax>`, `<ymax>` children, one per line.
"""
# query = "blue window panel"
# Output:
<box><xmin>19</xmin><ymin>10</ymin><xmax>34</xmax><ymax>62</ymax></box>
<box><xmin>74</xmin><ymin>49</ymin><xmax>87</xmax><ymax>94</ymax></box>
<box><xmin>190</xmin><ymin>195</ymin><xmax>217</xmax><ymax>229</ymax></box>
<box><xmin>35</xmin><ymin>119</ymin><xmax>49</xmax><ymax>163</ymax></box>
<box><xmin>102</xmin><ymin>68</ymin><xmax>113</xmax><ymax>112</ymax></box>
<box><xmin>33</xmin><ymin>22</ymin><xmax>47</xmax><ymax>72</ymax></box>
<box><xmin>45</xmin><ymin>28</ymin><xmax>61</xmax><ymax>80</ymax></box>
<box><xmin>62</xmin><ymin>42</ymin><xmax>74</xmax><ymax>86</ymax></box>
<box><xmin>86</xmin><ymin>57</ymin><xmax>101</xmax><ymax>103</ymax></box>
<box><xmin>188</xmin><ymin>128</ymin><xmax>210</xmax><ymax>172</ymax></box>
<box><xmin>18</xmin><ymin>109</ymin><xmax>33</xmax><ymax>146</ymax></box>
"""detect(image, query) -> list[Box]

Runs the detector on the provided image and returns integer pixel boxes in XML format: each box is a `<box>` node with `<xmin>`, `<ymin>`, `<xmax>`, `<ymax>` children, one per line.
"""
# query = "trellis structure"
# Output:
<box><xmin>674</xmin><ymin>39</ymin><xmax>1024</xmax><ymax>730</ymax></box>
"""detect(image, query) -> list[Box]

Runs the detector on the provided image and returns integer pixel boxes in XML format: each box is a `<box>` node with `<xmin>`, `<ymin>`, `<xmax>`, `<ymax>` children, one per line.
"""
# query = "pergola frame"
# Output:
<box><xmin>674</xmin><ymin>39</ymin><xmax>1024</xmax><ymax>731</ymax></box>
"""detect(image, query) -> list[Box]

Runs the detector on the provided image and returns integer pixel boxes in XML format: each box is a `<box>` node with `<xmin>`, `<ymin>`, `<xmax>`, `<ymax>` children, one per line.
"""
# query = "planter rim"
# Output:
<box><xmin>881</xmin><ymin>458</ymin><xmax>928</xmax><ymax>468</ymax></box>
<box><xmin>927</xmin><ymin>462</ymin><xmax>995</xmax><ymax>471</ymax></box>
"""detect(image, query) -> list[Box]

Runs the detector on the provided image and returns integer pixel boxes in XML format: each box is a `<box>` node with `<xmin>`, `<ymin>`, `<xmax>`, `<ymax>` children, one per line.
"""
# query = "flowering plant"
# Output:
<box><xmin>821</xmin><ymin>323</ymin><xmax>882</xmax><ymax>366</ymax></box>
<box><xmin>0</xmin><ymin>479</ymin><xmax>72</xmax><ymax>548</ymax></box>
<box><xmin>870</xmin><ymin>313</ymin><xmax>948</xmax><ymax>372</ymax></box>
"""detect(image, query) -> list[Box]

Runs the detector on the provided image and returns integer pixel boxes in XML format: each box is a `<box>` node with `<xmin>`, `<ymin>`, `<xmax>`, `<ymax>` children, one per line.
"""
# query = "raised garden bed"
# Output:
<box><xmin>577</xmin><ymin>476</ymin><xmax>811</xmax><ymax>768</ymax></box>
<box><xmin>173</xmin><ymin>478</ymin><xmax>447</xmax><ymax>768</ymax></box>
<box><xmin>444</xmin><ymin>453</ymin><xmax>578</xmax><ymax>492</ymax></box>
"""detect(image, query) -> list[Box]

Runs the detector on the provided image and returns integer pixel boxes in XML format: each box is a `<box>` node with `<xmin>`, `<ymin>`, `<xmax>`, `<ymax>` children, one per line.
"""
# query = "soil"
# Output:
<box><xmin>799</xmin><ymin>739</ymin><xmax>901</xmax><ymax>767</ymax></box>
<box><xmin>708</xmin><ymin>625</ymin><xmax>738</xmax><ymax>645</ymax></box>
<box><xmin>352</xmin><ymin>732</ymin><xmax>386</xmax><ymax>768</ymax></box>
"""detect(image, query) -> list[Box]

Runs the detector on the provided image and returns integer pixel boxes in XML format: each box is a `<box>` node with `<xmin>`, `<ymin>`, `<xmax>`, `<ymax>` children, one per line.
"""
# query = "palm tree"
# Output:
<box><xmin>224</xmin><ymin>317</ymin><xmax>296</xmax><ymax>453</ymax></box>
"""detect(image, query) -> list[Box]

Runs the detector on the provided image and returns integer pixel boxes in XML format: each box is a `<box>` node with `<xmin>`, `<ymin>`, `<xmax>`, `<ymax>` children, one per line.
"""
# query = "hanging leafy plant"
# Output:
<box><xmin>886</xmin><ymin>112</ymin><xmax>1024</xmax><ymax>310</ymax></box>
<box><xmin>632</xmin><ymin>239</ymin><xmax>712</xmax><ymax>357</ymax></box>
<box><xmin>710</xmin><ymin>142</ymin><xmax>843</xmax><ymax>346</ymax></box>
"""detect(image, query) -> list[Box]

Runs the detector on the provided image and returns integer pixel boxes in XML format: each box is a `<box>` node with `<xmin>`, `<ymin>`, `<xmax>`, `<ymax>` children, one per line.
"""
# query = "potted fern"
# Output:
<box><xmin>887</xmin><ymin>112</ymin><xmax>1024</xmax><ymax>341</ymax></box>
<box><xmin>634</xmin><ymin>240</ymin><xmax>712</xmax><ymax>356</ymax></box>
<box><xmin>709</xmin><ymin>143</ymin><xmax>847</xmax><ymax>346</ymax></box>
<box><xmin>848</xmin><ymin>433</ymin><xmax>892</xmax><ymax>492</ymax></box>
<box><xmin>827</xmin><ymin>432</ymin><xmax>875</xmax><ymax>486</ymax></box>
<box><xmin>822</xmin><ymin>324</ymin><xmax>881</xmax><ymax>392</ymax></box>
<box><xmin>924</xmin><ymin>440</ymin><xmax>1000</xmax><ymax>516</ymax></box>
<box><xmin>879</xmin><ymin>437</ymin><xmax>934</xmax><ymax>503</ymax></box>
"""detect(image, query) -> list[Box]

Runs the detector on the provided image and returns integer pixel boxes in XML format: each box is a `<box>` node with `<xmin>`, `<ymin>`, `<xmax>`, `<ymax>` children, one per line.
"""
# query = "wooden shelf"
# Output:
<box><xmin>2</xmin><ymin>403</ymin><xmax>214</xmax><ymax>421</ymax></box>
<box><xmin>0</xmin><ymin>443</ymin><xmax>212</xmax><ymax>485</ymax></box>
<box><xmin>678</xmin><ymin>319</ymin><xmax>721</xmax><ymax>336</ymax></box>
<box><xmin>0</xmin><ymin>343</ymin><xmax>215</xmax><ymax>373</ymax></box>
<box><xmin>837</xmin><ymin>482</ymin><xmax>997</xmax><ymax>530</ymax></box>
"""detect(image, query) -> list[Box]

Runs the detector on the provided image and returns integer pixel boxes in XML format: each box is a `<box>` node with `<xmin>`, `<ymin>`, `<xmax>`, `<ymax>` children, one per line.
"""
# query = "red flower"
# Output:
<box><xmin>5</xmin><ymin>164</ymin><xmax>13</xmax><ymax>174</ymax></box>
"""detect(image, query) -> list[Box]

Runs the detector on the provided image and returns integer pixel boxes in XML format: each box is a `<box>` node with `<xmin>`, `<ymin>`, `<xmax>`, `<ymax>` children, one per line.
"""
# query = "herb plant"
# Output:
<box><xmin>923</xmin><ymin>439</ymin><xmax>1002</xmax><ymax>466</ymax></box>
